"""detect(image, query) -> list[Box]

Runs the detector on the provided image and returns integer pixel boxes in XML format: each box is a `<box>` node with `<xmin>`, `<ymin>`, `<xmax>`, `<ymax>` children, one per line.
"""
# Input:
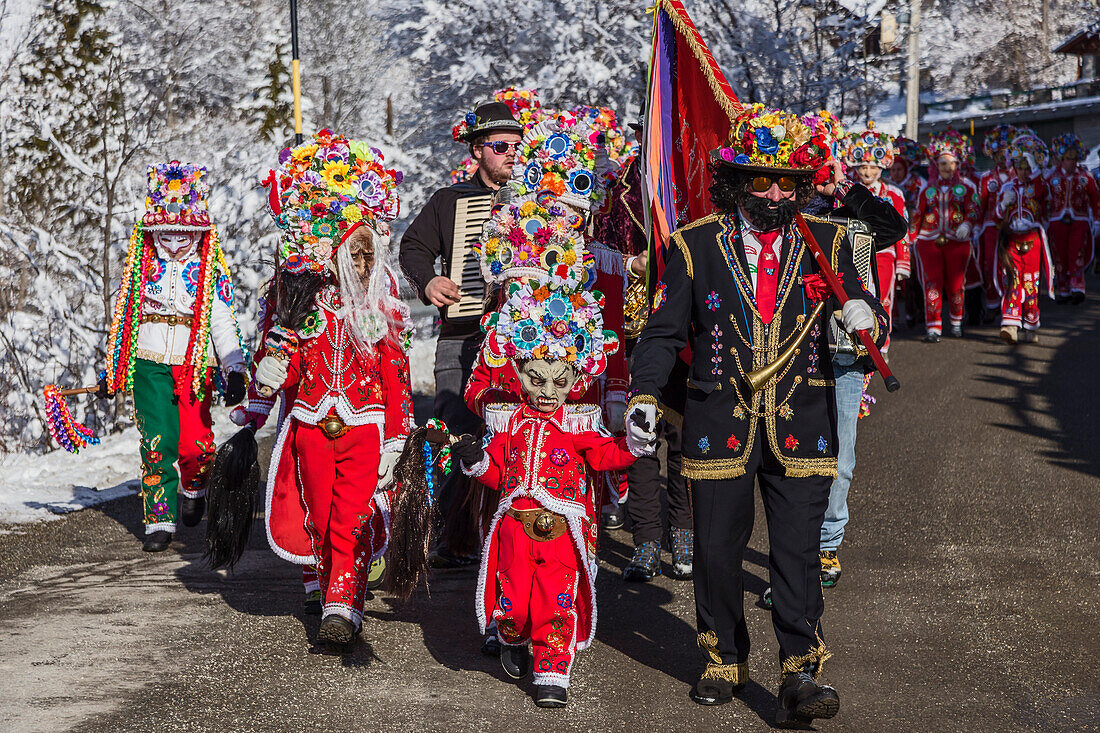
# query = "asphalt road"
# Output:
<box><xmin>1</xmin><ymin>292</ymin><xmax>1098</xmax><ymax>732</ymax></box>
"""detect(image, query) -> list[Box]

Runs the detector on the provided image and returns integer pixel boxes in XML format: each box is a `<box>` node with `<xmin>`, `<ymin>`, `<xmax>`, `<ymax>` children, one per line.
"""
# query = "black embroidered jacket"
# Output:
<box><xmin>627</xmin><ymin>212</ymin><xmax>888</xmax><ymax>480</ymax></box>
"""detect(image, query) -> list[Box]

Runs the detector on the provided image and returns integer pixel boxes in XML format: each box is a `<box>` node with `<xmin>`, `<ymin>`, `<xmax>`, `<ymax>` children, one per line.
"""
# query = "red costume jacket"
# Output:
<box><xmin>466</xmin><ymin>402</ymin><xmax>638</xmax><ymax>649</ymax></box>
<box><xmin>1045</xmin><ymin>165</ymin><xmax>1100</xmax><ymax>224</ymax></box>
<box><xmin>978</xmin><ymin>167</ymin><xmax>1015</xmax><ymax>233</ymax></box>
<box><xmin>995</xmin><ymin>174</ymin><xmax>1054</xmax><ymax>296</ymax></box>
<box><xmin>910</xmin><ymin>175</ymin><xmax>981</xmax><ymax>243</ymax></box>
<box><xmin>865</xmin><ymin>180</ymin><xmax>911</xmax><ymax>277</ymax></box>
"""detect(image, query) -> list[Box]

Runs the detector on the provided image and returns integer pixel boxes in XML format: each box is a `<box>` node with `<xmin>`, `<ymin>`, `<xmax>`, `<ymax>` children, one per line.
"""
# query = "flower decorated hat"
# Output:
<box><xmin>271</xmin><ymin>129</ymin><xmax>402</xmax><ymax>275</ymax></box>
<box><xmin>141</xmin><ymin>162</ymin><xmax>213</xmax><ymax>231</ymax></box>
<box><xmin>484</xmin><ymin>264</ymin><xmax>620</xmax><ymax>377</ymax></box>
<box><xmin>927</xmin><ymin>128</ymin><xmax>970</xmax><ymax>162</ymax></box>
<box><xmin>1050</xmin><ymin>132</ymin><xmax>1087</xmax><ymax>160</ymax></box>
<box><xmin>712</xmin><ymin>103</ymin><xmax>835</xmax><ymax>179</ymax></box>
<box><xmin>495</xmin><ymin>87</ymin><xmax>549</xmax><ymax>128</ymax></box>
<box><xmin>452</xmin><ymin>101</ymin><xmax>523</xmax><ymax>143</ymax></box>
<box><xmin>510</xmin><ymin>112</ymin><xmax>616</xmax><ymax>212</ymax></box>
<box><xmin>894</xmin><ymin>136</ymin><xmax>924</xmax><ymax>167</ymax></box>
<box><xmin>569</xmin><ymin>104</ymin><xmax>639</xmax><ymax>170</ymax></box>
<box><xmin>804</xmin><ymin>109</ymin><xmax>846</xmax><ymax>159</ymax></box>
<box><xmin>839</xmin><ymin>121</ymin><xmax>895</xmax><ymax>169</ymax></box>
<box><xmin>1008</xmin><ymin>134</ymin><xmax>1050</xmax><ymax>169</ymax></box>
<box><xmin>476</xmin><ymin>198</ymin><xmax>591</xmax><ymax>284</ymax></box>
<box><xmin>981</xmin><ymin>124</ymin><xmax>1017</xmax><ymax>161</ymax></box>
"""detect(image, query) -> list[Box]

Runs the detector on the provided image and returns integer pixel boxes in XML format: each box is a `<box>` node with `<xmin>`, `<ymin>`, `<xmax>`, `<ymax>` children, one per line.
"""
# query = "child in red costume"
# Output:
<box><xmin>452</xmin><ymin>269</ymin><xmax>649</xmax><ymax>708</ymax></box>
<box><xmin>249</xmin><ymin>131</ymin><xmax>413</xmax><ymax>649</ymax></box>
<box><xmin>995</xmin><ymin>135</ymin><xmax>1053</xmax><ymax>345</ymax></box>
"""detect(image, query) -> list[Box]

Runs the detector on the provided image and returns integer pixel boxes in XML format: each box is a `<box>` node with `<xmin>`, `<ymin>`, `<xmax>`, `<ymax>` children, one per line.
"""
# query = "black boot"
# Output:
<box><xmin>534</xmin><ymin>684</ymin><xmax>568</xmax><ymax>708</ymax></box>
<box><xmin>500</xmin><ymin>643</ymin><xmax>531</xmax><ymax>679</ymax></box>
<box><xmin>317</xmin><ymin>615</ymin><xmax>357</xmax><ymax>648</ymax></box>
<box><xmin>622</xmin><ymin>540</ymin><xmax>661</xmax><ymax>582</ymax></box>
<box><xmin>691</xmin><ymin>672</ymin><xmax>746</xmax><ymax>705</ymax></box>
<box><xmin>481</xmin><ymin>634</ymin><xmax>501</xmax><ymax>657</ymax></box>
<box><xmin>775</xmin><ymin>663</ymin><xmax>840</xmax><ymax>727</ymax></box>
<box><xmin>180</xmin><ymin>496</ymin><xmax>205</xmax><ymax>527</ymax></box>
<box><xmin>142</xmin><ymin>530</ymin><xmax>172</xmax><ymax>553</ymax></box>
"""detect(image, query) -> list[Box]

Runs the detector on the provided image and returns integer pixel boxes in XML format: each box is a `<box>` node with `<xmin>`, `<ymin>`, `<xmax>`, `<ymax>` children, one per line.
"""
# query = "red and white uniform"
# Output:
<box><xmin>977</xmin><ymin>167</ymin><xmax>1016</xmax><ymax>307</ymax></box>
<box><xmin>1045</xmin><ymin>164</ymin><xmax>1099</xmax><ymax>297</ymax></box>
<box><xmin>893</xmin><ymin>171</ymin><xmax>925</xmax><ymax>215</ymax></box>
<box><xmin>995</xmin><ymin>175</ymin><xmax>1053</xmax><ymax>331</ymax></box>
<box><xmin>909</xmin><ymin>175</ymin><xmax>981</xmax><ymax>334</ymax></box>
<box><xmin>863</xmin><ymin>180</ymin><xmax>909</xmax><ymax>348</ymax></box>
<box><xmin>465</xmin><ymin>403</ymin><xmax>637</xmax><ymax>688</ymax></box>
<box><xmin>262</xmin><ymin>285</ymin><xmax>413</xmax><ymax>627</ymax></box>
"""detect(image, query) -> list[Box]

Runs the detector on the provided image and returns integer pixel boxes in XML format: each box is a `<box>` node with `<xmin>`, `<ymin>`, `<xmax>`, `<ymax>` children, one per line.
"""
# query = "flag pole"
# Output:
<box><xmin>289</xmin><ymin>0</ymin><xmax>303</xmax><ymax>145</ymax></box>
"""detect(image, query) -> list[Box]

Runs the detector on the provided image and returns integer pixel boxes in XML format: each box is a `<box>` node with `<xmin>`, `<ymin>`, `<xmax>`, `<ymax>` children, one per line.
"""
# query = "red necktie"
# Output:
<box><xmin>756</xmin><ymin>230</ymin><xmax>781</xmax><ymax>324</ymax></box>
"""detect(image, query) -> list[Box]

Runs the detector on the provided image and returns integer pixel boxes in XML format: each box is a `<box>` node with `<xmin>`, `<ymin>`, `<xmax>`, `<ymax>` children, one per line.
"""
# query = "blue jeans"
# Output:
<box><xmin>820</xmin><ymin>358</ymin><xmax>863</xmax><ymax>551</ymax></box>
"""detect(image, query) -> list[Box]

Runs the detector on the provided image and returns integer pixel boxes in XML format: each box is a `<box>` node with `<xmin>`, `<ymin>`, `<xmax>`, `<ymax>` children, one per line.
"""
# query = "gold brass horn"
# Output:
<box><xmin>746</xmin><ymin>300</ymin><xmax>826</xmax><ymax>393</ymax></box>
<box><xmin>623</xmin><ymin>274</ymin><xmax>649</xmax><ymax>339</ymax></box>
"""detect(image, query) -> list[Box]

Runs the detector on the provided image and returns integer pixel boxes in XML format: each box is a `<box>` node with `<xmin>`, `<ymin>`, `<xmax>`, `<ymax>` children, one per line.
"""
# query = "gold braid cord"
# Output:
<box><xmin>658</xmin><ymin>0</ymin><xmax>743</xmax><ymax>123</ymax></box>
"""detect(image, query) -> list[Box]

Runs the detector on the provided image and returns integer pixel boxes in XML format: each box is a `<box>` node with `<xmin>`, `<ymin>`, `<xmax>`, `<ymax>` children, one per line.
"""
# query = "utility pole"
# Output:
<box><xmin>904</xmin><ymin>0</ymin><xmax>921</xmax><ymax>139</ymax></box>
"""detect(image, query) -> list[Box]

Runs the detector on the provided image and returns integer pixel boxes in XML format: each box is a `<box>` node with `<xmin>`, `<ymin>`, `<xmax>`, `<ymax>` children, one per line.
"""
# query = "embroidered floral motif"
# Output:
<box><xmin>710</xmin><ymin>324</ymin><xmax>724</xmax><ymax>377</ymax></box>
<box><xmin>785</xmin><ymin>433</ymin><xmax>799</xmax><ymax>450</ymax></box>
<box><xmin>182</xmin><ymin>262</ymin><xmax>201</xmax><ymax>296</ymax></box>
<box><xmin>732</xmin><ymin>405</ymin><xmax>746</xmax><ymax>420</ymax></box>
<box><xmin>778</xmin><ymin>403</ymin><xmax>794</xmax><ymax>421</ymax></box>
<box><xmin>651</xmin><ymin>281</ymin><xmax>667</xmax><ymax>313</ymax></box>
<box><xmin>556</xmin><ymin>592</ymin><xmax>573</xmax><ymax>608</ymax></box>
<box><xmin>807</xmin><ymin>323</ymin><xmax>821</xmax><ymax>373</ymax></box>
<box><xmin>726</xmin><ymin>434</ymin><xmax>741</xmax><ymax>451</ymax></box>
<box><xmin>549</xmin><ymin>448</ymin><xmax>569</xmax><ymax>466</ymax></box>
<box><xmin>698</xmin><ymin>436</ymin><xmax>711</xmax><ymax>453</ymax></box>
<box><xmin>817</xmin><ymin>436</ymin><xmax>828</xmax><ymax>453</ymax></box>
<box><xmin>706</xmin><ymin>291</ymin><xmax>721</xmax><ymax>311</ymax></box>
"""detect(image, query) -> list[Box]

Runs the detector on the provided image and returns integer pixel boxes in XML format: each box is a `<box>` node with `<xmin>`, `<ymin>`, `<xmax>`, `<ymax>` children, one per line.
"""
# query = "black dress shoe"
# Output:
<box><xmin>180</xmin><ymin>496</ymin><xmax>205</xmax><ymax>527</ymax></box>
<box><xmin>142</xmin><ymin>530</ymin><xmax>172</xmax><ymax>552</ymax></box>
<box><xmin>534</xmin><ymin>684</ymin><xmax>568</xmax><ymax>708</ymax></box>
<box><xmin>317</xmin><ymin>615</ymin><xmax>357</xmax><ymax>647</ymax></box>
<box><xmin>500</xmin><ymin>643</ymin><xmax>531</xmax><ymax>679</ymax></box>
<box><xmin>948</xmin><ymin>324</ymin><xmax>964</xmax><ymax>338</ymax></box>
<box><xmin>691</xmin><ymin>676</ymin><xmax>744</xmax><ymax>705</ymax></box>
<box><xmin>481</xmin><ymin>634</ymin><xmax>501</xmax><ymax>657</ymax></box>
<box><xmin>775</xmin><ymin>667</ymin><xmax>840</xmax><ymax>727</ymax></box>
<box><xmin>602</xmin><ymin>507</ymin><xmax>626</xmax><ymax>530</ymax></box>
<box><xmin>1071</xmin><ymin>291</ymin><xmax>1086</xmax><ymax>305</ymax></box>
<box><xmin>922</xmin><ymin>332</ymin><xmax>941</xmax><ymax>343</ymax></box>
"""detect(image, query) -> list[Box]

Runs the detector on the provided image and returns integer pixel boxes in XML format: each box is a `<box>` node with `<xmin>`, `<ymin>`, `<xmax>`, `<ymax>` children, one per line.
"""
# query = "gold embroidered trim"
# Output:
<box><xmin>807</xmin><ymin>378</ymin><xmax>835</xmax><ymax>387</ymax></box>
<box><xmin>780</xmin><ymin>642</ymin><xmax>832</xmax><ymax>681</ymax></box>
<box><xmin>135</xmin><ymin>348</ymin><xmax>185</xmax><ymax>366</ymax></box>
<box><xmin>671</xmin><ymin>231</ymin><xmax>694</xmax><ymax>279</ymax></box>
<box><xmin>701</xmin><ymin>662</ymin><xmax>750</xmax><ymax>685</ymax></box>
<box><xmin>698</xmin><ymin>630</ymin><xmax>722</xmax><ymax>664</ymax></box>
<box><xmin>659</xmin><ymin>402</ymin><xmax>683</xmax><ymax>428</ymax></box>
<box><xmin>626</xmin><ymin>394</ymin><xmax>663</xmax><ymax>422</ymax></box>
<box><xmin>682</xmin><ymin>455</ymin><xmax>748</xmax><ymax>479</ymax></box>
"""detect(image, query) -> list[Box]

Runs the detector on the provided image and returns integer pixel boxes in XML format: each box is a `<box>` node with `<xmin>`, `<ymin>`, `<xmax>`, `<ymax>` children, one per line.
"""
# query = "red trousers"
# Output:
<box><xmin>1048</xmin><ymin>219</ymin><xmax>1092</xmax><ymax>296</ymax></box>
<box><xmin>293</xmin><ymin>421</ymin><xmax>381</xmax><ymax>626</ymax></box>
<box><xmin>979</xmin><ymin>226</ymin><xmax>1002</xmax><ymax>308</ymax></box>
<box><xmin>874</xmin><ymin>248</ymin><xmax>897</xmax><ymax>351</ymax></box>
<box><xmin>493</xmin><ymin>498</ymin><xmax>582</xmax><ymax>688</ymax></box>
<box><xmin>1000</xmin><ymin>231</ymin><xmax>1044</xmax><ymax>330</ymax></box>
<box><xmin>917</xmin><ymin>239</ymin><xmax>971</xmax><ymax>333</ymax></box>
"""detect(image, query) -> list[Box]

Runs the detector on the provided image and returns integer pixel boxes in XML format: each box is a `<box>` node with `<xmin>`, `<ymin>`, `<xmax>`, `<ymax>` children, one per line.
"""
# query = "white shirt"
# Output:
<box><xmin>737</xmin><ymin>211</ymin><xmax>785</xmax><ymax>293</ymax></box>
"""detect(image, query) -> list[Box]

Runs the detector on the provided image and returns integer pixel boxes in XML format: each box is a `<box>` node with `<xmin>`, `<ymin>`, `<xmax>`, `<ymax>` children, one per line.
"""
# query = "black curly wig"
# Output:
<box><xmin>708</xmin><ymin>163</ymin><xmax>816</xmax><ymax>230</ymax></box>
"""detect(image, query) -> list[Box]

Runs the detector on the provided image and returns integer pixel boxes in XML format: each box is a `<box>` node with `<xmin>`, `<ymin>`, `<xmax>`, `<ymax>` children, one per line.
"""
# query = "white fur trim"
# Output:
<box><xmin>303</xmin><ymin>579</ymin><xmax>321</xmax><ymax>593</ymax></box>
<box><xmin>533</xmin><ymin>671</ymin><xmax>573</xmax><ymax>689</ymax></box>
<box><xmin>145</xmin><ymin>521</ymin><xmax>176</xmax><ymax>534</ymax></box>
<box><xmin>322</xmin><ymin>603</ymin><xmax>363</xmax><ymax>629</ymax></box>
<box><xmin>382</xmin><ymin>437</ymin><xmax>406</xmax><ymax>453</ymax></box>
<box><xmin>180</xmin><ymin>486</ymin><xmax>206</xmax><ymax>499</ymax></box>
<box><xmin>461</xmin><ymin>452</ymin><xmax>491</xmax><ymax>478</ymax></box>
<box><xmin>264</xmin><ymin>417</ymin><xmax>317</xmax><ymax>565</ymax></box>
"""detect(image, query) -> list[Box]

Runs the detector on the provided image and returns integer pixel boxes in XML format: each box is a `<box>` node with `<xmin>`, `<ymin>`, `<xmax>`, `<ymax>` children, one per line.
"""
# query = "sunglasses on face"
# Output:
<box><xmin>479</xmin><ymin>141</ymin><xmax>521</xmax><ymax>155</ymax></box>
<box><xmin>750</xmin><ymin>175</ymin><xmax>798</xmax><ymax>193</ymax></box>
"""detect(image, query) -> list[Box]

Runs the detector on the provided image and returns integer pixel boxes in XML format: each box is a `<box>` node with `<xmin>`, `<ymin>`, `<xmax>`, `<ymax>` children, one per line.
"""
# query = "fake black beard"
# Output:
<box><xmin>740</xmin><ymin>194</ymin><xmax>798</xmax><ymax>231</ymax></box>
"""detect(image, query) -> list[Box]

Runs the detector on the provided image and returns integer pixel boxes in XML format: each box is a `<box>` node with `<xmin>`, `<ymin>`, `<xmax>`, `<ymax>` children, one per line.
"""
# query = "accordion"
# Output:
<box><xmin>830</xmin><ymin>218</ymin><xmax>876</xmax><ymax>358</ymax></box>
<box><xmin>445</xmin><ymin>193</ymin><xmax>494</xmax><ymax>322</ymax></box>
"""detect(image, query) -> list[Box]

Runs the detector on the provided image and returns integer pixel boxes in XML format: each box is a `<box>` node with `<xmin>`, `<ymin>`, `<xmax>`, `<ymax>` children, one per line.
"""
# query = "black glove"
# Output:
<box><xmin>94</xmin><ymin>375</ymin><xmax>110</xmax><ymax>400</ymax></box>
<box><xmin>450</xmin><ymin>434</ymin><xmax>484</xmax><ymax>467</ymax></box>
<box><xmin>224</xmin><ymin>372</ymin><xmax>247</xmax><ymax>406</ymax></box>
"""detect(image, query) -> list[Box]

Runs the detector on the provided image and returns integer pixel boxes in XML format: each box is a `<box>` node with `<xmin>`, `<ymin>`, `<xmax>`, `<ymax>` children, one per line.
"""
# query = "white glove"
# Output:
<box><xmin>1000</xmin><ymin>190</ymin><xmax>1016</xmax><ymax>206</ymax></box>
<box><xmin>955</xmin><ymin>222</ymin><xmax>972</xmax><ymax>240</ymax></box>
<box><xmin>624</xmin><ymin>403</ymin><xmax>658</xmax><ymax>456</ymax></box>
<box><xmin>377</xmin><ymin>450</ymin><xmax>400</xmax><ymax>490</ymax></box>
<box><xmin>605</xmin><ymin>398</ymin><xmax>627</xmax><ymax>433</ymax></box>
<box><xmin>254</xmin><ymin>355</ymin><xmax>288</xmax><ymax>390</ymax></box>
<box><xmin>841</xmin><ymin>300</ymin><xmax>876</xmax><ymax>332</ymax></box>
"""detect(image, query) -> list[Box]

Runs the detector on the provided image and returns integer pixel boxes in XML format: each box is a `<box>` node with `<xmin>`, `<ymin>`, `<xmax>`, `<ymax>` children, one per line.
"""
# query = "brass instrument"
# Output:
<box><xmin>746</xmin><ymin>300</ymin><xmax>826</xmax><ymax>393</ymax></box>
<box><xmin>623</xmin><ymin>274</ymin><xmax>649</xmax><ymax>339</ymax></box>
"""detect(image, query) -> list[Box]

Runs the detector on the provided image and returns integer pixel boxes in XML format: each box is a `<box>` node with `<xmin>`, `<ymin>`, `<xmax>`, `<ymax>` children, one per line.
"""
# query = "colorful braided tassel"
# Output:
<box><xmin>42</xmin><ymin>385</ymin><xmax>100</xmax><ymax>453</ymax></box>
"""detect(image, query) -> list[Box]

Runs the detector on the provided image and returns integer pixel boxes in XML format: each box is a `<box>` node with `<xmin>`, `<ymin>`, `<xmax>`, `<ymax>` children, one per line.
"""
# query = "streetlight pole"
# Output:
<box><xmin>290</xmin><ymin>0</ymin><xmax>303</xmax><ymax>145</ymax></box>
<box><xmin>904</xmin><ymin>0</ymin><xmax>921</xmax><ymax>139</ymax></box>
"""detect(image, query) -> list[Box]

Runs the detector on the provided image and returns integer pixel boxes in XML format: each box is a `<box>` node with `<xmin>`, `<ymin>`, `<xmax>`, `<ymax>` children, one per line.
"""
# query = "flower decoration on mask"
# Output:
<box><xmin>510</xmin><ymin>113</ymin><xmax>616</xmax><ymax>212</ymax></box>
<box><xmin>476</xmin><ymin>199</ymin><xmax>589</xmax><ymax>283</ymax></box>
<box><xmin>142</xmin><ymin>162</ymin><xmax>212</xmax><ymax>231</ymax></box>
<box><xmin>713</xmin><ymin>103</ymin><xmax>834</xmax><ymax>182</ymax></box>
<box><xmin>1049</xmin><ymin>132</ymin><xmax>1086</xmax><ymax>162</ymax></box>
<box><xmin>838</xmin><ymin>122</ymin><xmax>895</xmax><ymax>170</ymax></box>
<box><xmin>483</xmin><ymin>265</ymin><xmax>619</xmax><ymax>377</ymax></box>
<box><xmin>271</xmin><ymin>129</ymin><xmax>401</xmax><ymax>275</ymax></box>
<box><xmin>495</xmin><ymin>87</ymin><xmax>549</xmax><ymax>128</ymax></box>
<box><xmin>803</xmin><ymin>109</ymin><xmax>846</xmax><ymax>158</ymax></box>
<box><xmin>569</xmin><ymin>105</ymin><xmax>639</xmax><ymax>170</ymax></box>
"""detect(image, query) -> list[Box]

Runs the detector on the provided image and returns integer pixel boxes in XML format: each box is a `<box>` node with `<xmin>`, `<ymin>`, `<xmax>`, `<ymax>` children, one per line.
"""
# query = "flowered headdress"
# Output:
<box><xmin>927</xmin><ymin>128</ymin><xmax>972</xmax><ymax>163</ymax></box>
<box><xmin>452</xmin><ymin>101</ymin><xmax>523</xmax><ymax>143</ymax></box>
<box><xmin>804</xmin><ymin>109</ymin><xmax>846</xmax><ymax>158</ymax></box>
<box><xmin>105</xmin><ymin>162</ymin><xmax>244</xmax><ymax>400</ymax></box>
<box><xmin>495</xmin><ymin>87</ymin><xmax>549</xmax><ymax>128</ymax></box>
<box><xmin>839</xmin><ymin>122</ymin><xmax>895</xmax><ymax>169</ymax></box>
<box><xmin>713</xmin><ymin>103</ymin><xmax>834</xmax><ymax>184</ymax></box>
<box><xmin>450</xmin><ymin>156</ymin><xmax>479</xmax><ymax>184</ymax></box>
<box><xmin>981</xmin><ymin>124</ymin><xmax>1017</xmax><ymax>162</ymax></box>
<box><xmin>270</xmin><ymin>129</ymin><xmax>402</xmax><ymax>275</ymax></box>
<box><xmin>569</xmin><ymin>105</ymin><xmax>639</xmax><ymax>170</ymax></box>
<box><xmin>894</xmin><ymin>136</ymin><xmax>924</xmax><ymax>167</ymax></box>
<box><xmin>510</xmin><ymin>112</ymin><xmax>616</xmax><ymax>212</ymax></box>
<box><xmin>141</xmin><ymin>162</ymin><xmax>213</xmax><ymax>231</ymax></box>
<box><xmin>476</xmin><ymin>199</ymin><xmax>590</xmax><ymax>283</ymax></box>
<box><xmin>1008</xmin><ymin>134</ymin><xmax>1050</xmax><ymax>171</ymax></box>
<box><xmin>484</xmin><ymin>265</ymin><xmax>620</xmax><ymax>377</ymax></box>
<box><xmin>1050</xmin><ymin>132</ymin><xmax>1087</xmax><ymax>161</ymax></box>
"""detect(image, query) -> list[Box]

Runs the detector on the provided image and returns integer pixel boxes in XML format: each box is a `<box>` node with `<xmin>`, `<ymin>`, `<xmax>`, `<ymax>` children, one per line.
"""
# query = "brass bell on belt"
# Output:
<box><xmin>534</xmin><ymin>512</ymin><xmax>556</xmax><ymax>536</ymax></box>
